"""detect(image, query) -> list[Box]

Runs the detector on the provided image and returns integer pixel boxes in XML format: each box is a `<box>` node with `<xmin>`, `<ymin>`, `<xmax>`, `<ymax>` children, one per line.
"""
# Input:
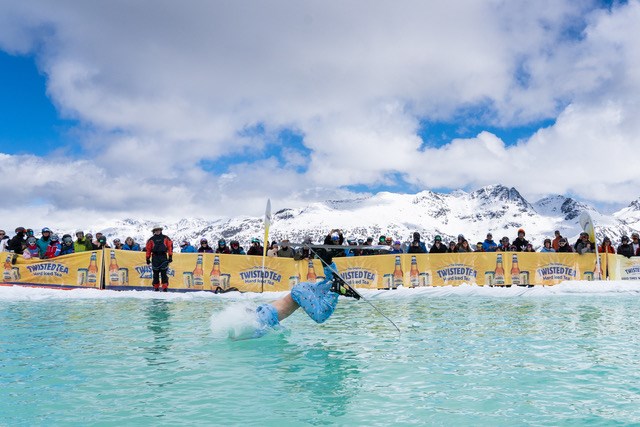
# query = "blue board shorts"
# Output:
<box><xmin>290</xmin><ymin>264</ymin><xmax>339</xmax><ymax>324</ymax></box>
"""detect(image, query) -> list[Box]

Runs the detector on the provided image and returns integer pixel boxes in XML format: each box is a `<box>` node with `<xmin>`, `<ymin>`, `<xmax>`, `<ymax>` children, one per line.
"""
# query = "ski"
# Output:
<box><xmin>287</xmin><ymin>243</ymin><xmax>392</xmax><ymax>251</ymax></box>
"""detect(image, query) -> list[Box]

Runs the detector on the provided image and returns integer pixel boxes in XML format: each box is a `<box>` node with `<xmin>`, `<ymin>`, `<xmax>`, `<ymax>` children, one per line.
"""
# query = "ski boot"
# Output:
<box><xmin>330</xmin><ymin>275</ymin><xmax>361</xmax><ymax>300</ymax></box>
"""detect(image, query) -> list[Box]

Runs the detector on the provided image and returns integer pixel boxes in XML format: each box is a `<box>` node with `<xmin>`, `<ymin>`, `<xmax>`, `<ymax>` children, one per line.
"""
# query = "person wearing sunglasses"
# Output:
<box><xmin>556</xmin><ymin>237</ymin><xmax>573</xmax><ymax>253</ymax></box>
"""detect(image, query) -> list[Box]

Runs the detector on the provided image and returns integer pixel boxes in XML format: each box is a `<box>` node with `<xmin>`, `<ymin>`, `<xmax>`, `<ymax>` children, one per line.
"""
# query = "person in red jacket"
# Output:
<box><xmin>598</xmin><ymin>236</ymin><xmax>616</xmax><ymax>254</ymax></box>
<box><xmin>145</xmin><ymin>226</ymin><xmax>173</xmax><ymax>292</ymax></box>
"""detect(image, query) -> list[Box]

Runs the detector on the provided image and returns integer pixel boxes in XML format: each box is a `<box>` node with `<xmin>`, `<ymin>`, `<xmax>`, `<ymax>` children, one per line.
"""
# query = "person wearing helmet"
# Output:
<box><xmin>112</xmin><ymin>238</ymin><xmax>123</xmax><ymax>250</ymax></box>
<box><xmin>60</xmin><ymin>234</ymin><xmax>75</xmax><ymax>256</ymax></box>
<box><xmin>482</xmin><ymin>233</ymin><xmax>498</xmax><ymax>252</ymax></box>
<box><xmin>37</xmin><ymin>227</ymin><xmax>53</xmax><ymax>258</ymax></box>
<box><xmin>74</xmin><ymin>230</ymin><xmax>93</xmax><ymax>253</ymax></box>
<box><xmin>22</xmin><ymin>236</ymin><xmax>40</xmax><ymax>259</ymax></box>
<box><xmin>247</xmin><ymin>238</ymin><xmax>264</xmax><ymax>256</ymax></box>
<box><xmin>179</xmin><ymin>240</ymin><xmax>196</xmax><ymax>253</ymax></box>
<box><xmin>429</xmin><ymin>235</ymin><xmax>448</xmax><ymax>253</ymax></box>
<box><xmin>145</xmin><ymin>226</ymin><xmax>174</xmax><ymax>292</ymax></box>
<box><xmin>229</xmin><ymin>240</ymin><xmax>245</xmax><ymax>255</ymax></box>
<box><xmin>197</xmin><ymin>238</ymin><xmax>213</xmax><ymax>253</ymax></box>
<box><xmin>216</xmin><ymin>239</ymin><xmax>231</xmax><ymax>254</ymax></box>
<box><xmin>497</xmin><ymin>237</ymin><xmax>511</xmax><ymax>252</ymax></box>
<box><xmin>513</xmin><ymin>228</ymin><xmax>529</xmax><ymax>252</ymax></box>
<box><xmin>44</xmin><ymin>234</ymin><xmax>62</xmax><ymax>259</ymax></box>
<box><xmin>617</xmin><ymin>236</ymin><xmax>634</xmax><ymax>258</ymax></box>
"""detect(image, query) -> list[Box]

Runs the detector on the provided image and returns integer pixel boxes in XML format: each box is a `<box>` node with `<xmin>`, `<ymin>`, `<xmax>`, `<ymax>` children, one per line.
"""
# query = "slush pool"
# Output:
<box><xmin>2</xmin><ymin>282</ymin><xmax>640</xmax><ymax>426</ymax></box>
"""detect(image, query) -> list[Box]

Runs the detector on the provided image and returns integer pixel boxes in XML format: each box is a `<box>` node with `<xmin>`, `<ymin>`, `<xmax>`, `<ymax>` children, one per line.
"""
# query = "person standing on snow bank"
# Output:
<box><xmin>145</xmin><ymin>226</ymin><xmax>173</xmax><ymax>292</ymax></box>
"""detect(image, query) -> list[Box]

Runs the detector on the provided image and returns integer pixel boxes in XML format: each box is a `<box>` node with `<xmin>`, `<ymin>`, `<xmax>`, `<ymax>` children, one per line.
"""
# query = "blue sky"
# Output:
<box><xmin>0</xmin><ymin>0</ymin><xmax>639</xmax><ymax>229</ymax></box>
<box><xmin>0</xmin><ymin>51</ymin><xmax>69</xmax><ymax>155</ymax></box>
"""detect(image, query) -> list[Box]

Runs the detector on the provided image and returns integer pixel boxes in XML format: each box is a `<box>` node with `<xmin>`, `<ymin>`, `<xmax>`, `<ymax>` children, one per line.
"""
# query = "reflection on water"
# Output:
<box><xmin>144</xmin><ymin>299</ymin><xmax>174</xmax><ymax>367</ymax></box>
<box><xmin>277</xmin><ymin>344</ymin><xmax>361</xmax><ymax>420</ymax></box>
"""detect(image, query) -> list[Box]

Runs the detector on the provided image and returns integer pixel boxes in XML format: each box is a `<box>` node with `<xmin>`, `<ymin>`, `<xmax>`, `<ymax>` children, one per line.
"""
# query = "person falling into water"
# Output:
<box><xmin>250</xmin><ymin>251</ymin><xmax>358</xmax><ymax>338</ymax></box>
<box><xmin>145</xmin><ymin>226</ymin><xmax>173</xmax><ymax>292</ymax></box>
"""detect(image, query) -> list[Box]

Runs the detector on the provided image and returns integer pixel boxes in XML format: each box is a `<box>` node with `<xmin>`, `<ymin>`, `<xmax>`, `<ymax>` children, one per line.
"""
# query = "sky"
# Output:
<box><xmin>0</xmin><ymin>0</ymin><xmax>639</xmax><ymax>231</ymax></box>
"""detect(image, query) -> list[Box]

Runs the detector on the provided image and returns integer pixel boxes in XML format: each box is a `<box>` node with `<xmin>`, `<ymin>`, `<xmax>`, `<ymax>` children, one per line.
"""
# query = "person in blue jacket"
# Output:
<box><xmin>122</xmin><ymin>237</ymin><xmax>141</xmax><ymax>251</ymax></box>
<box><xmin>60</xmin><ymin>234</ymin><xmax>75</xmax><ymax>255</ymax></box>
<box><xmin>180</xmin><ymin>240</ymin><xmax>197</xmax><ymax>253</ymax></box>
<box><xmin>37</xmin><ymin>227</ymin><xmax>53</xmax><ymax>258</ymax></box>
<box><xmin>482</xmin><ymin>233</ymin><xmax>498</xmax><ymax>252</ymax></box>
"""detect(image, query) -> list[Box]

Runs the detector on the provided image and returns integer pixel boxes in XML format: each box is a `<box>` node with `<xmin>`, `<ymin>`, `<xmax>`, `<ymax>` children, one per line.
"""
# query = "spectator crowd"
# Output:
<box><xmin>2</xmin><ymin>226</ymin><xmax>640</xmax><ymax>260</ymax></box>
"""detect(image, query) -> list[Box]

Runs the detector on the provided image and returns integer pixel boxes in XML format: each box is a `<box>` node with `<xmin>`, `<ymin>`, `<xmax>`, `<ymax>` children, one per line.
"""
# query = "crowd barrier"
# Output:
<box><xmin>3</xmin><ymin>250</ymin><xmax>640</xmax><ymax>292</ymax></box>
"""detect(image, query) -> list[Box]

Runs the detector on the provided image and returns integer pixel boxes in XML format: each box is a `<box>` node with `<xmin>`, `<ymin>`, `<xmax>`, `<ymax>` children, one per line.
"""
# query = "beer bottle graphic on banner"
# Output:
<box><xmin>193</xmin><ymin>254</ymin><xmax>204</xmax><ymax>288</ymax></box>
<box><xmin>210</xmin><ymin>255</ymin><xmax>221</xmax><ymax>288</ymax></box>
<box><xmin>493</xmin><ymin>253</ymin><xmax>505</xmax><ymax>286</ymax></box>
<box><xmin>3</xmin><ymin>254</ymin><xmax>13</xmax><ymax>282</ymax></box>
<box><xmin>306</xmin><ymin>259</ymin><xmax>317</xmax><ymax>282</ymax></box>
<box><xmin>392</xmin><ymin>256</ymin><xmax>403</xmax><ymax>289</ymax></box>
<box><xmin>87</xmin><ymin>252</ymin><xmax>98</xmax><ymax>285</ymax></box>
<box><xmin>409</xmin><ymin>256</ymin><xmax>419</xmax><ymax>288</ymax></box>
<box><xmin>510</xmin><ymin>254</ymin><xmax>520</xmax><ymax>286</ymax></box>
<box><xmin>109</xmin><ymin>250</ymin><xmax>120</xmax><ymax>286</ymax></box>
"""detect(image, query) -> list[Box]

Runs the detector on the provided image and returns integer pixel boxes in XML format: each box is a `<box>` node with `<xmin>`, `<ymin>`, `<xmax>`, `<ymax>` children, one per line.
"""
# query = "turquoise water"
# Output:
<box><xmin>2</xmin><ymin>284</ymin><xmax>640</xmax><ymax>426</ymax></box>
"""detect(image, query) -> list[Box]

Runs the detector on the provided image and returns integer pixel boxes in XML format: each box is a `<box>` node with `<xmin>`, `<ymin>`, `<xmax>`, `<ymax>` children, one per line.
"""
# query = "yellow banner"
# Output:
<box><xmin>608</xmin><ymin>254</ymin><xmax>640</xmax><ymax>280</ymax></box>
<box><xmin>1</xmin><ymin>250</ymin><xmax>104</xmax><ymax>289</ymax></box>
<box><xmin>2</xmin><ymin>250</ymin><xmax>633</xmax><ymax>291</ymax></box>
<box><xmin>104</xmin><ymin>250</ymin><xmax>300</xmax><ymax>292</ymax></box>
<box><xmin>336</xmin><ymin>252</ymin><xmax>608</xmax><ymax>288</ymax></box>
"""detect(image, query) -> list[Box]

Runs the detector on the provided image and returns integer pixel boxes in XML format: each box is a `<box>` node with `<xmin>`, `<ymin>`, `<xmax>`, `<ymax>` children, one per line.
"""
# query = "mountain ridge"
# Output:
<box><xmin>69</xmin><ymin>185</ymin><xmax>640</xmax><ymax>250</ymax></box>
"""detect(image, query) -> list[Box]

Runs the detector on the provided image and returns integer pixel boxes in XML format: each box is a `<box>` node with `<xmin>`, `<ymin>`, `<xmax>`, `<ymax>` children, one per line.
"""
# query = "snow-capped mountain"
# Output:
<box><xmin>68</xmin><ymin>184</ymin><xmax>640</xmax><ymax>250</ymax></box>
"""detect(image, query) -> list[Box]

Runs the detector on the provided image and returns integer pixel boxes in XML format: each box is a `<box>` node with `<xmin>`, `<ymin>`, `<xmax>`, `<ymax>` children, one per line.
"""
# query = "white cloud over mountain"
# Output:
<box><xmin>0</xmin><ymin>0</ymin><xmax>639</xmax><ymax>229</ymax></box>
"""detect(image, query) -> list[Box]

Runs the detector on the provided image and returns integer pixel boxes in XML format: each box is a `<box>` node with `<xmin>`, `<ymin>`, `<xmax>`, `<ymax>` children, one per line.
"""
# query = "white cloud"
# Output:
<box><xmin>0</xmin><ymin>0</ymin><xmax>639</xmax><ymax>229</ymax></box>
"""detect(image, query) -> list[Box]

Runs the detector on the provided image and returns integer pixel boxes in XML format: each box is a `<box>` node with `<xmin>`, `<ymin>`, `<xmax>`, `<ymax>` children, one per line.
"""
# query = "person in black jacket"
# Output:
<box><xmin>617</xmin><ymin>236</ymin><xmax>635</xmax><ymax>258</ymax></box>
<box><xmin>7</xmin><ymin>227</ymin><xmax>27</xmax><ymax>253</ymax></box>
<box><xmin>407</xmin><ymin>232</ymin><xmax>427</xmax><ymax>254</ymax></box>
<box><xmin>513</xmin><ymin>228</ymin><xmax>529</xmax><ymax>252</ymax></box>
<box><xmin>557</xmin><ymin>237</ymin><xmax>573</xmax><ymax>253</ymax></box>
<box><xmin>145</xmin><ymin>226</ymin><xmax>173</xmax><ymax>292</ymax></box>
<box><xmin>429</xmin><ymin>235</ymin><xmax>448</xmax><ymax>253</ymax></box>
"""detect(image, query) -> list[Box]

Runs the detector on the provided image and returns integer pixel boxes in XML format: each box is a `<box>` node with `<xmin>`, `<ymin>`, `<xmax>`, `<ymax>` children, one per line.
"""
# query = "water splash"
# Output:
<box><xmin>209</xmin><ymin>302</ymin><xmax>263</xmax><ymax>340</ymax></box>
